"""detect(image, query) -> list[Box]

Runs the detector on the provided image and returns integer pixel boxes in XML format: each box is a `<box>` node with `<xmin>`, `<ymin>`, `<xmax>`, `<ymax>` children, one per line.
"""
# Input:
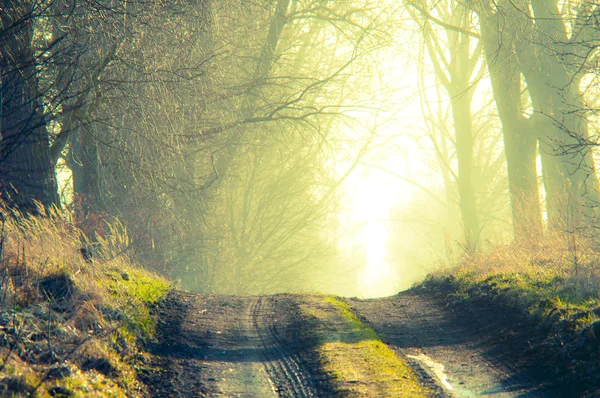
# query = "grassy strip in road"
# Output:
<box><xmin>300</xmin><ymin>295</ymin><xmax>431</xmax><ymax>397</ymax></box>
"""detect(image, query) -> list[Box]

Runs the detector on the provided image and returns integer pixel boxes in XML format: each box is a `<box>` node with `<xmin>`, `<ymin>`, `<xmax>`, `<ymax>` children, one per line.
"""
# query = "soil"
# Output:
<box><xmin>139</xmin><ymin>287</ymin><xmax>585</xmax><ymax>397</ymax></box>
<box><xmin>346</xmin><ymin>288</ymin><xmax>551</xmax><ymax>397</ymax></box>
<box><xmin>140</xmin><ymin>291</ymin><xmax>335</xmax><ymax>397</ymax></box>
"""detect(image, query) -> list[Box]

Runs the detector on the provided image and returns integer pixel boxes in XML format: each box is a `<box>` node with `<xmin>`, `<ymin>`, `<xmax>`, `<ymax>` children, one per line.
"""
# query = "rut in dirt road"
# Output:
<box><xmin>250</xmin><ymin>297</ymin><xmax>317</xmax><ymax>397</ymax></box>
<box><xmin>142</xmin><ymin>291</ymin><xmax>331</xmax><ymax>397</ymax></box>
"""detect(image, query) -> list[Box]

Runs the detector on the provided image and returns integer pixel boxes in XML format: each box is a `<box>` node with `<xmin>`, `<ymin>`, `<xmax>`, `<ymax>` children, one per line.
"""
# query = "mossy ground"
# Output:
<box><xmin>425</xmin><ymin>238</ymin><xmax>600</xmax><ymax>329</ymax></box>
<box><xmin>300</xmin><ymin>295</ymin><xmax>432</xmax><ymax>397</ymax></box>
<box><xmin>422</xmin><ymin>237</ymin><xmax>600</xmax><ymax>395</ymax></box>
<box><xmin>0</xmin><ymin>205</ymin><xmax>170</xmax><ymax>397</ymax></box>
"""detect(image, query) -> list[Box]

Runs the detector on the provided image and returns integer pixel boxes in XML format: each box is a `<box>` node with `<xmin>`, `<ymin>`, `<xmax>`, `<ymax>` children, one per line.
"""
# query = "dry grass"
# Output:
<box><xmin>0</xmin><ymin>204</ymin><xmax>170</xmax><ymax>397</ymax></box>
<box><xmin>427</xmin><ymin>233</ymin><xmax>600</xmax><ymax>324</ymax></box>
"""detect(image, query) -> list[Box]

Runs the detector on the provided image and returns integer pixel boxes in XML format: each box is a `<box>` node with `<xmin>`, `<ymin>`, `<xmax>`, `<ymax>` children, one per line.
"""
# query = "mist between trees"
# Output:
<box><xmin>1</xmin><ymin>0</ymin><xmax>599</xmax><ymax>297</ymax></box>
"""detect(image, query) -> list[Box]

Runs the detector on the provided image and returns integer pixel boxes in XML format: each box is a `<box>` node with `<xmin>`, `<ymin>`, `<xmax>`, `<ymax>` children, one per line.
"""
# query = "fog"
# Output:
<box><xmin>6</xmin><ymin>0</ymin><xmax>598</xmax><ymax>298</ymax></box>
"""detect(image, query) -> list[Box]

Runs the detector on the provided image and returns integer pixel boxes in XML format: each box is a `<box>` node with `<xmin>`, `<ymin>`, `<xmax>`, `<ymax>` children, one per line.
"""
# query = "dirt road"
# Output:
<box><xmin>140</xmin><ymin>289</ymin><xmax>557</xmax><ymax>397</ymax></box>
<box><xmin>142</xmin><ymin>292</ymin><xmax>332</xmax><ymax>397</ymax></box>
<box><xmin>347</xmin><ymin>289</ymin><xmax>548</xmax><ymax>397</ymax></box>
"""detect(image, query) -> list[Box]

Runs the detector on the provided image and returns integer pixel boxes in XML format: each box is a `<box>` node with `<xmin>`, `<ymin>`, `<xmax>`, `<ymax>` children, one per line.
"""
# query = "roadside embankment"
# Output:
<box><xmin>0</xmin><ymin>206</ymin><xmax>170</xmax><ymax>397</ymax></box>
<box><xmin>421</xmin><ymin>239</ymin><xmax>600</xmax><ymax>396</ymax></box>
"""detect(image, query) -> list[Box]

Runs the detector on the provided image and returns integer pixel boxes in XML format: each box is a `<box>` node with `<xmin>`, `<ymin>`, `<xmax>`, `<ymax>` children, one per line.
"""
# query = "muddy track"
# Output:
<box><xmin>346</xmin><ymin>289</ymin><xmax>553</xmax><ymax>397</ymax></box>
<box><xmin>140</xmin><ymin>289</ymin><xmax>565</xmax><ymax>397</ymax></box>
<box><xmin>141</xmin><ymin>292</ymin><xmax>329</xmax><ymax>397</ymax></box>
<box><xmin>250</xmin><ymin>297</ymin><xmax>317</xmax><ymax>397</ymax></box>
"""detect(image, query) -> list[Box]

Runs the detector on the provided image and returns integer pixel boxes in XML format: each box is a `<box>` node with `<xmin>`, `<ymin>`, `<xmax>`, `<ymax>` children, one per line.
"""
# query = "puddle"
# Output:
<box><xmin>407</xmin><ymin>353</ymin><xmax>513</xmax><ymax>397</ymax></box>
<box><xmin>407</xmin><ymin>353</ymin><xmax>454</xmax><ymax>391</ymax></box>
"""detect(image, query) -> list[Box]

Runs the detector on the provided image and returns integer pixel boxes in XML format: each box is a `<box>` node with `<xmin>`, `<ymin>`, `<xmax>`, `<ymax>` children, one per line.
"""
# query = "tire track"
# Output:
<box><xmin>143</xmin><ymin>293</ymin><xmax>330</xmax><ymax>397</ymax></box>
<box><xmin>249</xmin><ymin>296</ymin><xmax>317</xmax><ymax>398</ymax></box>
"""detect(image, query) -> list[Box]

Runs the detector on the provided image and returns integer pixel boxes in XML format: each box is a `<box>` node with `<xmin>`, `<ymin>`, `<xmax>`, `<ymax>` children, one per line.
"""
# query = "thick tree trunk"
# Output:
<box><xmin>0</xmin><ymin>5</ymin><xmax>58</xmax><ymax>211</ymax></box>
<box><xmin>450</xmin><ymin>89</ymin><xmax>480</xmax><ymax>251</ymax></box>
<box><xmin>526</xmin><ymin>0</ymin><xmax>599</xmax><ymax>233</ymax></box>
<box><xmin>479</xmin><ymin>10</ymin><xmax>543</xmax><ymax>243</ymax></box>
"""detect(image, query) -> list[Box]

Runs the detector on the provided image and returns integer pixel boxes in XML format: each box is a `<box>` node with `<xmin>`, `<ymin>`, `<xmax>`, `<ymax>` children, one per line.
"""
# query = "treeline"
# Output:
<box><xmin>398</xmin><ymin>0</ymin><xmax>600</xmax><ymax>255</ymax></box>
<box><xmin>0</xmin><ymin>0</ymin><xmax>388</xmax><ymax>294</ymax></box>
<box><xmin>2</xmin><ymin>0</ymin><xmax>599</xmax><ymax>294</ymax></box>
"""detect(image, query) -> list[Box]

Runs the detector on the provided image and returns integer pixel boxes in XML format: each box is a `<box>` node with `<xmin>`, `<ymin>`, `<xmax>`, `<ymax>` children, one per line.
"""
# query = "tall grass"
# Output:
<box><xmin>434</xmin><ymin>233</ymin><xmax>600</xmax><ymax>305</ymax></box>
<box><xmin>0</xmin><ymin>203</ymin><xmax>170</xmax><ymax>397</ymax></box>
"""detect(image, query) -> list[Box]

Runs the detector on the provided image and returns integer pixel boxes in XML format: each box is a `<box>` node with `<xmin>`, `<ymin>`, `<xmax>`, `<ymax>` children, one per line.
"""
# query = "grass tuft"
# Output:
<box><xmin>0</xmin><ymin>203</ymin><xmax>170</xmax><ymax>396</ymax></box>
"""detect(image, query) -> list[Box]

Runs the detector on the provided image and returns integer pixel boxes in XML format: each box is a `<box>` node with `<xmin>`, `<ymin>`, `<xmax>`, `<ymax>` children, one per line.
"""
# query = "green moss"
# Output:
<box><xmin>426</xmin><ymin>262</ymin><xmax>600</xmax><ymax>333</ymax></box>
<box><xmin>301</xmin><ymin>296</ymin><xmax>431</xmax><ymax>397</ymax></box>
<box><xmin>99</xmin><ymin>267</ymin><xmax>170</xmax><ymax>339</ymax></box>
<box><xmin>324</xmin><ymin>297</ymin><xmax>379</xmax><ymax>340</ymax></box>
<box><xmin>101</xmin><ymin>268</ymin><xmax>169</xmax><ymax>304</ymax></box>
<box><xmin>122</xmin><ymin>269</ymin><xmax>170</xmax><ymax>304</ymax></box>
<box><xmin>62</xmin><ymin>372</ymin><xmax>127</xmax><ymax>397</ymax></box>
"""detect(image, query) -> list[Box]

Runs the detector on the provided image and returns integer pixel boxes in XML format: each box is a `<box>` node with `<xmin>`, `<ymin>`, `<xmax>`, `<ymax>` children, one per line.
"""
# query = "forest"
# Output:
<box><xmin>2</xmin><ymin>0</ymin><xmax>599</xmax><ymax>295</ymax></box>
<box><xmin>1</xmin><ymin>0</ymin><xmax>600</xmax><ymax>396</ymax></box>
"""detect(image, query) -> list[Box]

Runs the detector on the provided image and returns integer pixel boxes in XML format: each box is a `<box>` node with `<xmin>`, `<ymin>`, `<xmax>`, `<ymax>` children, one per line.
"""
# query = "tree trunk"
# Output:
<box><xmin>537</xmin><ymin>132</ymin><xmax>569</xmax><ymax>232</ymax></box>
<box><xmin>448</xmin><ymin>4</ymin><xmax>480</xmax><ymax>252</ymax></box>
<box><xmin>502</xmin><ymin>0</ymin><xmax>600</xmax><ymax>235</ymax></box>
<box><xmin>0</xmin><ymin>5</ymin><xmax>58</xmax><ymax>211</ymax></box>
<box><xmin>450</xmin><ymin>89</ymin><xmax>480</xmax><ymax>251</ymax></box>
<box><xmin>68</xmin><ymin>124</ymin><xmax>102</xmax><ymax>215</ymax></box>
<box><xmin>479</xmin><ymin>9</ymin><xmax>543</xmax><ymax>243</ymax></box>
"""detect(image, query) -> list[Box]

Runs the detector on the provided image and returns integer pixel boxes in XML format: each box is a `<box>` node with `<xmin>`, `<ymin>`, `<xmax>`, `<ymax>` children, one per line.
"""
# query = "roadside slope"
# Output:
<box><xmin>0</xmin><ymin>207</ymin><xmax>170</xmax><ymax>397</ymax></box>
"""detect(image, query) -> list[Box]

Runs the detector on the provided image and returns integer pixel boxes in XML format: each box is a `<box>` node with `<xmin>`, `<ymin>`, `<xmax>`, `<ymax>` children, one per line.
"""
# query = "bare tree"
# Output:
<box><xmin>408</xmin><ymin>0</ymin><xmax>486</xmax><ymax>251</ymax></box>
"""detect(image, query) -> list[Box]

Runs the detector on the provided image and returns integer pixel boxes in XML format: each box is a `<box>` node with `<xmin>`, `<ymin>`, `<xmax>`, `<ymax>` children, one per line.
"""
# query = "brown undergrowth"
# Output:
<box><xmin>424</xmin><ymin>235</ymin><xmax>600</xmax><ymax>396</ymax></box>
<box><xmin>0</xmin><ymin>204</ymin><xmax>170</xmax><ymax>397</ymax></box>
